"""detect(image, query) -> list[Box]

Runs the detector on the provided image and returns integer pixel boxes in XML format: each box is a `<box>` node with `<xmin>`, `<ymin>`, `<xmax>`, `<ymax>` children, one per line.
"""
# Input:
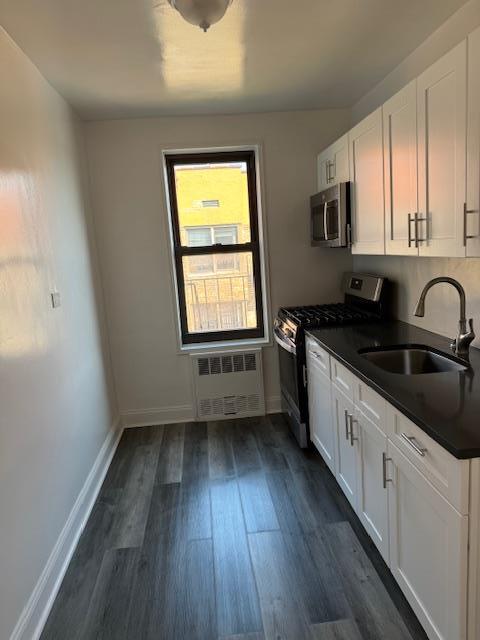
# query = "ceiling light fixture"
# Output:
<box><xmin>167</xmin><ymin>0</ymin><xmax>233</xmax><ymax>32</ymax></box>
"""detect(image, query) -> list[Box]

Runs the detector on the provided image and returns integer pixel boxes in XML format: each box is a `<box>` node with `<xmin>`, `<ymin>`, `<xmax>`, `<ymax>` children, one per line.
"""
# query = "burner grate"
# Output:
<box><xmin>283</xmin><ymin>303</ymin><xmax>377</xmax><ymax>328</ymax></box>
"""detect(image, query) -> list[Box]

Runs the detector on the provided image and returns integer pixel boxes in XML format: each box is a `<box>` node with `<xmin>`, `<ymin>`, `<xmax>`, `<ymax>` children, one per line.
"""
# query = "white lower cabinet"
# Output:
<box><xmin>388</xmin><ymin>441</ymin><xmax>468</xmax><ymax>640</ymax></box>
<box><xmin>307</xmin><ymin>345</ymin><xmax>336</xmax><ymax>474</ymax></box>
<box><xmin>332</xmin><ymin>384</ymin><xmax>358</xmax><ymax>510</ymax></box>
<box><xmin>305</xmin><ymin>342</ymin><xmax>473</xmax><ymax>640</ymax></box>
<box><xmin>355</xmin><ymin>410</ymin><xmax>389</xmax><ymax>563</ymax></box>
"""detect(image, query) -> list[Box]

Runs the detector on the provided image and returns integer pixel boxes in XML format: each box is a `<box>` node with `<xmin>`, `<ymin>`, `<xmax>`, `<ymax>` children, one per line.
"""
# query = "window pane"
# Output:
<box><xmin>182</xmin><ymin>252</ymin><xmax>257</xmax><ymax>333</ymax></box>
<box><xmin>214</xmin><ymin>225</ymin><xmax>237</xmax><ymax>245</ymax></box>
<box><xmin>186</xmin><ymin>227</ymin><xmax>212</xmax><ymax>247</ymax></box>
<box><xmin>174</xmin><ymin>162</ymin><xmax>251</xmax><ymax>246</ymax></box>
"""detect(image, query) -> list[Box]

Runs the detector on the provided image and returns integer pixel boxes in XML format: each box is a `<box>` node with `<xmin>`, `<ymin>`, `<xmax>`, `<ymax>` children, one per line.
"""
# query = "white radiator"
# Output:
<box><xmin>191</xmin><ymin>348</ymin><xmax>265</xmax><ymax>420</ymax></box>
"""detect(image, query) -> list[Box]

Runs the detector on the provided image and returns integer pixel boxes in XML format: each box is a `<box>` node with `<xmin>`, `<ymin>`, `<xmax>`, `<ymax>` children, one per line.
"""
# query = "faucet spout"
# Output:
<box><xmin>413</xmin><ymin>277</ymin><xmax>474</xmax><ymax>359</ymax></box>
<box><xmin>414</xmin><ymin>276</ymin><xmax>466</xmax><ymax>324</ymax></box>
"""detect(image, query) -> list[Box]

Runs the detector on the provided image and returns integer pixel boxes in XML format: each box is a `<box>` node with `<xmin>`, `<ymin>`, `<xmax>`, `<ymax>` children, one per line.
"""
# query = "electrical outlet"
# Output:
<box><xmin>51</xmin><ymin>291</ymin><xmax>61</xmax><ymax>308</ymax></box>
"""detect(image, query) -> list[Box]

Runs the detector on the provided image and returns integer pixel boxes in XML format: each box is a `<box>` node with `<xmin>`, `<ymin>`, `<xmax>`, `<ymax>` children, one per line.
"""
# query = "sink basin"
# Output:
<box><xmin>358</xmin><ymin>344</ymin><xmax>468</xmax><ymax>375</ymax></box>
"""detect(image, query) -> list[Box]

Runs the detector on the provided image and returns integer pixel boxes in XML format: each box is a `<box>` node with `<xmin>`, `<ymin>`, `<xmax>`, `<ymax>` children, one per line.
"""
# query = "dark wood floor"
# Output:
<box><xmin>41</xmin><ymin>415</ymin><xmax>429</xmax><ymax>640</ymax></box>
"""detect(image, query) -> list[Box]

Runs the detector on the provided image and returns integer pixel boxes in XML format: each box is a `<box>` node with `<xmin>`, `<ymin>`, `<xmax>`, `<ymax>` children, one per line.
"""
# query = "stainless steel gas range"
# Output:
<box><xmin>274</xmin><ymin>273</ymin><xmax>388</xmax><ymax>448</ymax></box>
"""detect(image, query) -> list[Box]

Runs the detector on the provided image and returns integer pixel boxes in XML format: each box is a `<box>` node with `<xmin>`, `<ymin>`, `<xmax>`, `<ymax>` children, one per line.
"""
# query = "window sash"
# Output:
<box><xmin>166</xmin><ymin>150</ymin><xmax>264</xmax><ymax>345</ymax></box>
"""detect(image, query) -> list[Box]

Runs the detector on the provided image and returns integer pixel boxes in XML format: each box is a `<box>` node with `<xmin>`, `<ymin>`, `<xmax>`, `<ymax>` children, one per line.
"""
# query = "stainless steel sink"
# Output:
<box><xmin>358</xmin><ymin>345</ymin><xmax>468</xmax><ymax>375</ymax></box>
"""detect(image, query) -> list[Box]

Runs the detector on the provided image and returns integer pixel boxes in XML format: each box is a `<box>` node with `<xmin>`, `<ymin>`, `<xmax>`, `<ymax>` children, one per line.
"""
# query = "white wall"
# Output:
<box><xmin>84</xmin><ymin>110</ymin><xmax>352</xmax><ymax>424</ymax></box>
<box><xmin>0</xmin><ymin>29</ymin><xmax>117</xmax><ymax>640</ymax></box>
<box><xmin>351</xmin><ymin>0</ymin><xmax>480</xmax><ymax>124</ymax></box>
<box><xmin>352</xmin><ymin>0</ymin><xmax>480</xmax><ymax>346</ymax></box>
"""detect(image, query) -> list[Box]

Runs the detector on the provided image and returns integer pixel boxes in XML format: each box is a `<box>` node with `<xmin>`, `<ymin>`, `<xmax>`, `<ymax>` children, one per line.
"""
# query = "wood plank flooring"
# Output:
<box><xmin>40</xmin><ymin>414</ymin><xmax>429</xmax><ymax>640</ymax></box>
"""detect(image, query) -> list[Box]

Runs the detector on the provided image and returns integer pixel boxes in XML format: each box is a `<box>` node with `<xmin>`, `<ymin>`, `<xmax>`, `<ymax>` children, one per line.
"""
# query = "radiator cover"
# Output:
<box><xmin>191</xmin><ymin>348</ymin><xmax>265</xmax><ymax>420</ymax></box>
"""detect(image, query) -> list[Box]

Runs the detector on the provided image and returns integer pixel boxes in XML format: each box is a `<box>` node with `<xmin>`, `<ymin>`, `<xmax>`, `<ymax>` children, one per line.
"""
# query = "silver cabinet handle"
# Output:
<box><xmin>349</xmin><ymin>415</ymin><xmax>358</xmax><ymax>446</ymax></box>
<box><xmin>414</xmin><ymin>213</ymin><xmax>419</xmax><ymax>248</ymax></box>
<box><xmin>326</xmin><ymin>160</ymin><xmax>333</xmax><ymax>183</ymax></box>
<box><xmin>401</xmin><ymin>433</ymin><xmax>427</xmax><ymax>457</ymax></box>
<box><xmin>325</xmin><ymin>162</ymin><xmax>330</xmax><ymax>186</ymax></box>
<box><xmin>382</xmin><ymin>452</ymin><xmax>393</xmax><ymax>488</ymax></box>
<box><xmin>408</xmin><ymin>213</ymin><xmax>427</xmax><ymax>248</ymax></box>
<box><xmin>464</xmin><ymin>202</ymin><xmax>478</xmax><ymax>246</ymax></box>
<box><xmin>344</xmin><ymin>409</ymin><xmax>350</xmax><ymax>440</ymax></box>
<box><xmin>414</xmin><ymin>212</ymin><xmax>428</xmax><ymax>247</ymax></box>
<box><xmin>302</xmin><ymin>364</ymin><xmax>307</xmax><ymax>387</ymax></box>
<box><xmin>328</xmin><ymin>160</ymin><xmax>336</xmax><ymax>183</ymax></box>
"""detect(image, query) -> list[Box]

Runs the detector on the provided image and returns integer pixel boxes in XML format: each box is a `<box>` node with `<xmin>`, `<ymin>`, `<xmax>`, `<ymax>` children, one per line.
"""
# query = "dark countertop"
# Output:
<box><xmin>306</xmin><ymin>320</ymin><xmax>480</xmax><ymax>459</ymax></box>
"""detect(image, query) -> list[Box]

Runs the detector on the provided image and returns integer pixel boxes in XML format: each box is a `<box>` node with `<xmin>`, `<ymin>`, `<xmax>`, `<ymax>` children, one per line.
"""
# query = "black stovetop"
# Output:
<box><xmin>281</xmin><ymin>303</ymin><xmax>379</xmax><ymax>328</ymax></box>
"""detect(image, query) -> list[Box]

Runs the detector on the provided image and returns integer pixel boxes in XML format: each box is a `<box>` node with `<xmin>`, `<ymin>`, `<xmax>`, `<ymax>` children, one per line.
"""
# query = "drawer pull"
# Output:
<box><xmin>401</xmin><ymin>433</ymin><xmax>427</xmax><ymax>457</ymax></box>
<box><xmin>344</xmin><ymin>409</ymin><xmax>350</xmax><ymax>440</ymax></box>
<box><xmin>382</xmin><ymin>452</ymin><xmax>393</xmax><ymax>489</ymax></box>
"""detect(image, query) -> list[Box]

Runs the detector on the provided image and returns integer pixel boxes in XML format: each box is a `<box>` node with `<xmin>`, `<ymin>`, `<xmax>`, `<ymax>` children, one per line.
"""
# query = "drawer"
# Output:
<box><xmin>305</xmin><ymin>337</ymin><xmax>330</xmax><ymax>378</ymax></box>
<box><xmin>354</xmin><ymin>379</ymin><xmax>386</xmax><ymax>433</ymax></box>
<box><xmin>331</xmin><ymin>357</ymin><xmax>355</xmax><ymax>400</ymax></box>
<box><xmin>387</xmin><ymin>407</ymin><xmax>470</xmax><ymax>513</ymax></box>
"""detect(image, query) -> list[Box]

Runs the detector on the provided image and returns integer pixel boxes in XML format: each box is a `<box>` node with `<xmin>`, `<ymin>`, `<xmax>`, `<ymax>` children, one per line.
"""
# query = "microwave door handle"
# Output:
<box><xmin>323</xmin><ymin>202</ymin><xmax>329</xmax><ymax>241</ymax></box>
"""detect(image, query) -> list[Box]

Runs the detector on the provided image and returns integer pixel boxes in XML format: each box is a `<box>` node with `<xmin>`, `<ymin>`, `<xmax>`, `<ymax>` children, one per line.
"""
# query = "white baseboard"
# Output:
<box><xmin>266</xmin><ymin>395</ymin><xmax>281</xmax><ymax>414</ymax></box>
<box><xmin>10</xmin><ymin>418</ymin><xmax>123</xmax><ymax>640</ymax></box>
<box><xmin>122</xmin><ymin>396</ymin><xmax>281</xmax><ymax>429</ymax></box>
<box><xmin>121</xmin><ymin>404</ymin><xmax>195</xmax><ymax>428</ymax></box>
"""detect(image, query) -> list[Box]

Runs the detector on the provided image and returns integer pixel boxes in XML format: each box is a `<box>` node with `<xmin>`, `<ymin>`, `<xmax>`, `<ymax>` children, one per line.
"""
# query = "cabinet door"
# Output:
<box><xmin>355</xmin><ymin>411</ymin><xmax>389</xmax><ymax>563</ymax></box>
<box><xmin>417</xmin><ymin>41</ymin><xmax>467</xmax><ymax>257</ymax></box>
<box><xmin>317</xmin><ymin>147</ymin><xmax>331</xmax><ymax>192</ymax></box>
<box><xmin>307</xmin><ymin>351</ymin><xmax>335</xmax><ymax>474</ymax></box>
<box><xmin>388</xmin><ymin>441</ymin><xmax>468</xmax><ymax>640</ymax></box>
<box><xmin>467</xmin><ymin>26</ymin><xmax>480</xmax><ymax>257</ymax></box>
<box><xmin>329</xmin><ymin>133</ymin><xmax>350</xmax><ymax>184</ymax></box>
<box><xmin>383</xmin><ymin>81</ymin><xmax>419</xmax><ymax>256</ymax></box>
<box><xmin>349</xmin><ymin>108</ymin><xmax>385</xmax><ymax>255</ymax></box>
<box><xmin>332</xmin><ymin>386</ymin><xmax>358</xmax><ymax>510</ymax></box>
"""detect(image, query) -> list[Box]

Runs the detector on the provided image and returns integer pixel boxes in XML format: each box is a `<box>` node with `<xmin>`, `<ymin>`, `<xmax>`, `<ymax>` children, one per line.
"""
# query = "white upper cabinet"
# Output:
<box><xmin>467</xmin><ymin>26</ymin><xmax>480</xmax><ymax>257</ymax></box>
<box><xmin>316</xmin><ymin>32</ymin><xmax>478</xmax><ymax>260</ymax></box>
<box><xmin>383</xmin><ymin>81</ymin><xmax>419</xmax><ymax>256</ymax></box>
<box><xmin>317</xmin><ymin>133</ymin><xmax>349</xmax><ymax>191</ymax></box>
<box><xmin>349</xmin><ymin>108</ymin><xmax>385</xmax><ymax>255</ymax></box>
<box><xmin>417</xmin><ymin>41</ymin><xmax>467</xmax><ymax>257</ymax></box>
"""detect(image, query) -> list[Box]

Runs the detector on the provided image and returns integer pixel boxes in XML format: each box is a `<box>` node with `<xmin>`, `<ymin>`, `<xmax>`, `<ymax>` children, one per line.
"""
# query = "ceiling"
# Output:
<box><xmin>0</xmin><ymin>0</ymin><xmax>469</xmax><ymax>120</ymax></box>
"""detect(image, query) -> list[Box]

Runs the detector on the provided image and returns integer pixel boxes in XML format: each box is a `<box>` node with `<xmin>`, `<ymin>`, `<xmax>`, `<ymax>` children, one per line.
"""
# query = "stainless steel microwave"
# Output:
<box><xmin>310</xmin><ymin>182</ymin><xmax>351</xmax><ymax>248</ymax></box>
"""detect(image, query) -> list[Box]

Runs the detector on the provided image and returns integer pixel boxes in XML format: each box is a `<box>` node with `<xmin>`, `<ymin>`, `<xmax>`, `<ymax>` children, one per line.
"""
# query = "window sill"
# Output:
<box><xmin>179</xmin><ymin>335</ymin><xmax>271</xmax><ymax>354</ymax></box>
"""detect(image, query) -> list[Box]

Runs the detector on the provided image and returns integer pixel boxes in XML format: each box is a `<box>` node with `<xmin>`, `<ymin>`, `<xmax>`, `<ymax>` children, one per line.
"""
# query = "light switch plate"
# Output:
<box><xmin>51</xmin><ymin>291</ymin><xmax>61</xmax><ymax>308</ymax></box>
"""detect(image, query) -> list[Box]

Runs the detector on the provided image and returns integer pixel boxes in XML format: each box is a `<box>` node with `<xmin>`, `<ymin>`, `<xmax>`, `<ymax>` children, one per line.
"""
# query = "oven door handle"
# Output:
<box><xmin>273</xmin><ymin>326</ymin><xmax>296</xmax><ymax>355</ymax></box>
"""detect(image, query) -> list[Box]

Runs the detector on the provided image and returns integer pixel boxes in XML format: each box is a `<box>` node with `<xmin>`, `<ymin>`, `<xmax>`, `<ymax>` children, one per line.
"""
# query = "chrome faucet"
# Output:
<box><xmin>413</xmin><ymin>277</ymin><xmax>475</xmax><ymax>359</ymax></box>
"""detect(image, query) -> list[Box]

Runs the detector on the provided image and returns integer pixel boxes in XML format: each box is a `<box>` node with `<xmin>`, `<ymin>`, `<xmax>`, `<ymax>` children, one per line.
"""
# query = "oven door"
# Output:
<box><xmin>277</xmin><ymin>340</ymin><xmax>299</xmax><ymax>410</ymax></box>
<box><xmin>274</xmin><ymin>322</ymin><xmax>308</xmax><ymax>448</ymax></box>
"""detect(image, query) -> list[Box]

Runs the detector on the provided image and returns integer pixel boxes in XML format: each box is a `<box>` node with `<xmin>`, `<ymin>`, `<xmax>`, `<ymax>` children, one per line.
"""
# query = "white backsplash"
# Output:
<box><xmin>353</xmin><ymin>255</ymin><xmax>480</xmax><ymax>348</ymax></box>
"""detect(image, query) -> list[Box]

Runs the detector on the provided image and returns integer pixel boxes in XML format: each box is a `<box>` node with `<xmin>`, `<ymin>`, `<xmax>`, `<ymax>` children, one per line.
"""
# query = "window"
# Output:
<box><xmin>165</xmin><ymin>150</ymin><xmax>265</xmax><ymax>345</ymax></box>
<box><xmin>185</xmin><ymin>226</ymin><xmax>239</xmax><ymax>275</ymax></box>
<box><xmin>201</xmin><ymin>199</ymin><xmax>220</xmax><ymax>208</ymax></box>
